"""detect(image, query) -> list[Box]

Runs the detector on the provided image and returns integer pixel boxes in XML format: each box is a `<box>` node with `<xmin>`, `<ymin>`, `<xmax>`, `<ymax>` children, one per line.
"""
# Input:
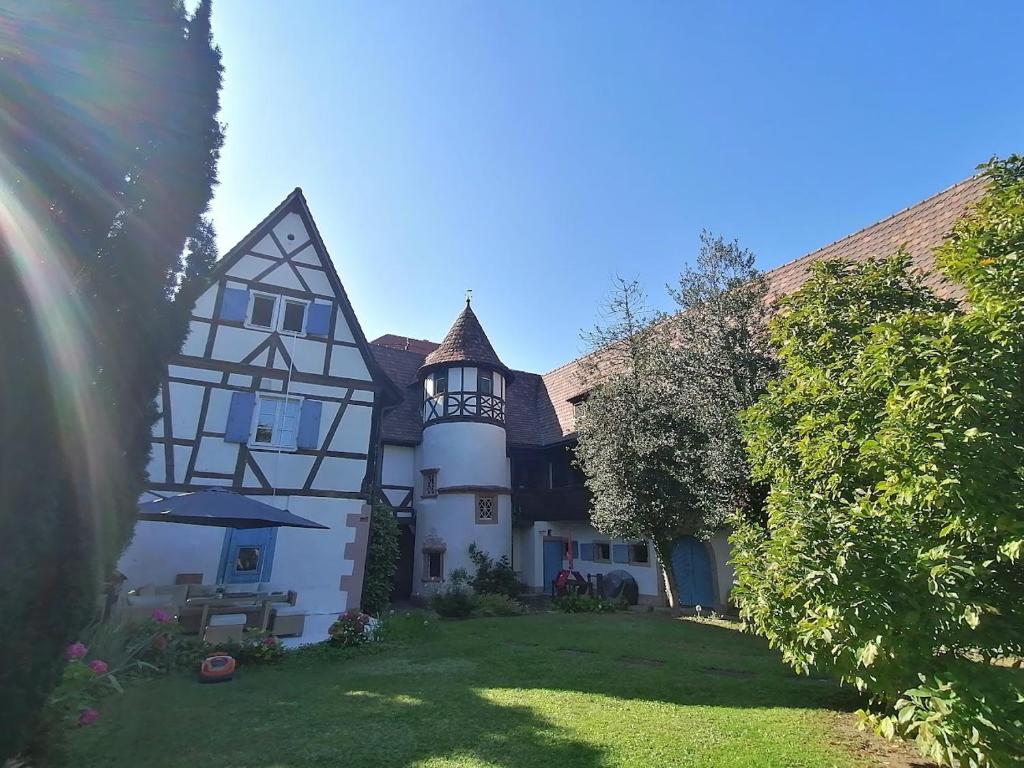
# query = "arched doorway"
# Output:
<box><xmin>671</xmin><ymin>536</ymin><xmax>715</xmax><ymax>606</ymax></box>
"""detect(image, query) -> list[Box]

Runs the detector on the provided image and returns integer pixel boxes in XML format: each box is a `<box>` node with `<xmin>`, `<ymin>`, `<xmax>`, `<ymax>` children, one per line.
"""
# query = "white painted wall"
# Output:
<box><xmin>521</xmin><ymin>521</ymin><xmax>663</xmax><ymax>600</ymax></box>
<box><xmin>382</xmin><ymin>445</ymin><xmax>415</xmax><ymax>487</ymax></box>
<box><xmin>412</xmin><ymin>494</ymin><xmax>512</xmax><ymax>596</ymax></box>
<box><xmin>420</xmin><ymin>421</ymin><xmax>507</xmax><ymax>488</ymax></box>
<box><xmin>119</xmin><ymin>520</ymin><xmax>226</xmax><ymax>588</ymax></box>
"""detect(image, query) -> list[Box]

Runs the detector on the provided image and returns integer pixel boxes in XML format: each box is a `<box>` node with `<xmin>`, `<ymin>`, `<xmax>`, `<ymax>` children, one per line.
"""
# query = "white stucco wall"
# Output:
<box><xmin>521</xmin><ymin>521</ymin><xmax>664</xmax><ymax>601</ymax></box>
<box><xmin>420</xmin><ymin>421</ymin><xmax>508</xmax><ymax>488</ymax></box>
<box><xmin>118</xmin><ymin>520</ymin><xmax>226</xmax><ymax>588</ymax></box>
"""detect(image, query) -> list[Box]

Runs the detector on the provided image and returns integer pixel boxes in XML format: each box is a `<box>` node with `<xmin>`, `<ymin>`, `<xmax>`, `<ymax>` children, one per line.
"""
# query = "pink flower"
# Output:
<box><xmin>88</xmin><ymin>659</ymin><xmax>108</xmax><ymax>675</ymax></box>
<box><xmin>65</xmin><ymin>642</ymin><xmax>88</xmax><ymax>661</ymax></box>
<box><xmin>78</xmin><ymin>708</ymin><xmax>100</xmax><ymax>726</ymax></box>
<box><xmin>262</xmin><ymin>636</ymin><xmax>278</xmax><ymax>646</ymax></box>
<box><xmin>151</xmin><ymin>608</ymin><xmax>171</xmax><ymax>623</ymax></box>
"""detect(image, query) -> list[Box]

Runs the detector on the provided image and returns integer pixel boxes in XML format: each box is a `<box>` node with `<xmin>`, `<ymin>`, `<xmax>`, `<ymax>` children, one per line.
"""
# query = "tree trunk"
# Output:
<box><xmin>653</xmin><ymin>538</ymin><xmax>680</xmax><ymax>610</ymax></box>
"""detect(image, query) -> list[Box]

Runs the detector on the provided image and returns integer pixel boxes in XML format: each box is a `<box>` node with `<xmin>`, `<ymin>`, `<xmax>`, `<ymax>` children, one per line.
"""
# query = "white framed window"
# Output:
<box><xmin>279</xmin><ymin>297</ymin><xmax>308</xmax><ymax>335</ymax></box>
<box><xmin>250</xmin><ymin>393</ymin><xmax>303</xmax><ymax>450</ymax></box>
<box><xmin>475</xmin><ymin>494</ymin><xmax>497</xmax><ymax>525</ymax></box>
<box><xmin>245</xmin><ymin>293</ymin><xmax>308</xmax><ymax>336</ymax></box>
<box><xmin>247</xmin><ymin>291</ymin><xmax>278</xmax><ymax>329</ymax></box>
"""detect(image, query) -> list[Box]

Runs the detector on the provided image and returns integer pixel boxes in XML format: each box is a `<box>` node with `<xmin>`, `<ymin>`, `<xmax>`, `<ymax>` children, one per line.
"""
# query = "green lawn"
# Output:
<box><xmin>68</xmin><ymin>612</ymin><xmax>921</xmax><ymax>768</ymax></box>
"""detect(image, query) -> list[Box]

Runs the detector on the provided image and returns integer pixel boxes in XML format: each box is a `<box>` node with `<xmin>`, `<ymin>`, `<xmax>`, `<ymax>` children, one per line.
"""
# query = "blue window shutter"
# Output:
<box><xmin>225</xmin><ymin>392</ymin><xmax>255</xmax><ymax>443</ymax></box>
<box><xmin>220</xmin><ymin>287</ymin><xmax>249</xmax><ymax>322</ymax></box>
<box><xmin>612</xmin><ymin>543</ymin><xmax>630</xmax><ymax>563</ymax></box>
<box><xmin>296</xmin><ymin>400</ymin><xmax>323</xmax><ymax>449</ymax></box>
<box><xmin>579</xmin><ymin>543</ymin><xmax>594</xmax><ymax>561</ymax></box>
<box><xmin>571</xmin><ymin>541</ymin><xmax>579</xmax><ymax>559</ymax></box>
<box><xmin>306</xmin><ymin>303</ymin><xmax>332</xmax><ymax>336</ymax></box>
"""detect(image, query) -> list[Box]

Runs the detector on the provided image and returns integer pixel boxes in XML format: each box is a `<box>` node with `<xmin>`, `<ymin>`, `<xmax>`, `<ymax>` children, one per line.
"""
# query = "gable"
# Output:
<box><xmin>181</xmin><ymin>189</ymin><xmax>399</xmax><ymax>404</ymax></box>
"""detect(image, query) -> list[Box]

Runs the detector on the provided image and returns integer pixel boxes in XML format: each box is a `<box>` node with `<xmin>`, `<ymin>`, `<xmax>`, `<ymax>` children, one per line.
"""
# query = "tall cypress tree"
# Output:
<box><xmin>0</xmin><ymin>1</ymin><xmax>224</xmax><ymax>758</ymax></box>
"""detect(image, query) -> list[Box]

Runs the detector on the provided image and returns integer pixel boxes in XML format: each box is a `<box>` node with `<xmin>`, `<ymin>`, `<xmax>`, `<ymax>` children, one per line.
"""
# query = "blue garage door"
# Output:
<box><xmin>671</xmin><ymin>536</ymin><xmax>715</xmax><ymax>606</ymax></box>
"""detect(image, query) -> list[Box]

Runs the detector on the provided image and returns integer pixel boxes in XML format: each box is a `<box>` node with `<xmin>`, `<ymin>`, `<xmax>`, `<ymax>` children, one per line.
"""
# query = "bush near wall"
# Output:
<box><xmin>361</xmin><ymin>500</ymin><xmax>400</xmax><ymax>614</ymax></box>
<box><xmin>732</xmin><ymin>157</ymin><xmax>1024</xmax><ymax>767</ymax></box>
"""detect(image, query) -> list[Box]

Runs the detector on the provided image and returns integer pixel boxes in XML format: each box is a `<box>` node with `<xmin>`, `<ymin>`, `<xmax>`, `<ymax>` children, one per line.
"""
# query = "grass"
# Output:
<box><xmin>67</xmin><ymin>611</ymin><xmax>923</xmax><ymax>768</ymax></box>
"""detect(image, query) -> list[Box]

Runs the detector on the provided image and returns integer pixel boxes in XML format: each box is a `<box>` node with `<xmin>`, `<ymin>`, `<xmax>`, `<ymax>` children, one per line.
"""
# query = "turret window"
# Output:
<box><xmin>478</xmin><ymin>370</ymin><xmax>493</xmax><ymax>395</ymax></box>
<box><xmin>434</xmin><ymin>372</ymin><xmax>447</xmax><ymax>394</ymax></box>
<box><xmin>422</xmin><ymin>469</ymin><xmax>438</xmax><ymax>498</ymax></box>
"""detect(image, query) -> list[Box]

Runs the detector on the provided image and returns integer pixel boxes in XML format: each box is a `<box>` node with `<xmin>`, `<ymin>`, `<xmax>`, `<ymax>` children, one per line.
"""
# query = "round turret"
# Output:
<box><xmin>413</xmin><ymin>299</ymin><xmax>514</xmax><ymax>593</ymax></box>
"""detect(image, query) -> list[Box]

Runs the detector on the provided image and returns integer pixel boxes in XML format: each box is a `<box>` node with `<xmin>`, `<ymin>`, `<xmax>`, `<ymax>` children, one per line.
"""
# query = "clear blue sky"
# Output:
<box><xmin>207</xmin><ymin>1</ymin><xmax>1023</xmax><ymax>374</ymax></box>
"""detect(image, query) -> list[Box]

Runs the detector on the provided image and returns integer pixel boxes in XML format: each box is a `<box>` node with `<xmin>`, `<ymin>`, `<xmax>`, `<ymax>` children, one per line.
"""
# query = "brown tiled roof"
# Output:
<box><xmin>374</xmin><ymin>173</ymin><xmax>989</xmax><ymax>450</ymax></box>
<box><xmin>420</xmin><ymin>301</ymin><xmax>512</xmax><ymax>378</ymax></box>
<box><xmin>535</xmin><ymin>174</ymin><xmax>990</xmax><ymax>445</ymax></box>
<box><xmin>369</xmin><ymin>344</ymin><xmax>425</xmax><ymax>445</ymax></box>
<box><xmin>765</xmin><ymin>175</ymin><xmax>987</xmax><ymax>304</ymax></box>
<box><xmin>371</xmin><ymin>334</ymin><xmax>439</xmax><ymax>356</ymax></box>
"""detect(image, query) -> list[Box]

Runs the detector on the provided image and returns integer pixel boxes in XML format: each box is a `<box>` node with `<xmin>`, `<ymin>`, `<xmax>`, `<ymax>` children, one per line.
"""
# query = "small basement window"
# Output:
<box><xmin>629</xmin><ymin>542</ymin><xmax>650</xmax><ymax>565</ymax></box>
<box><xmin>279</xmin><ymin>299</ymin><xmax>307</xmax><ymax>334</ymax></box>
<box><xmin>475</xmin><ymin>495</ymin><xmax>497</xmax><ymax>524</ymax></box>
<box><xmin>593</xmin><ymin>542</ymin><xmax>611</xmax><ymax>562</ymax></box>
<box><xmin>248</xmin><ymin>293</ymin><xmax>277</xmax><ymax>328</ymax></box>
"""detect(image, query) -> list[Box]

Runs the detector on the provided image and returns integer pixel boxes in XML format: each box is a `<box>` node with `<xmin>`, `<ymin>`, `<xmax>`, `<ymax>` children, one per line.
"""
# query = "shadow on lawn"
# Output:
<box><xmin>69</xmin><ymin>615</ymin><xmax>870</xmax><ymax>768</ymax></box>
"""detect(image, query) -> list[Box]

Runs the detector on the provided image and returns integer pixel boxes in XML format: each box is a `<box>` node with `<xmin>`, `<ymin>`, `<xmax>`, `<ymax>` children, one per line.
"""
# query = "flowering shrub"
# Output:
<box><xmin>328</xmin><ymin>611</ymin><xmax>374</xmax><ymax>646</ymax></box>
<box><xmin>210</xmin><ymin>632</ymin><xmax>286</xmax><ymax>664</ymax></box>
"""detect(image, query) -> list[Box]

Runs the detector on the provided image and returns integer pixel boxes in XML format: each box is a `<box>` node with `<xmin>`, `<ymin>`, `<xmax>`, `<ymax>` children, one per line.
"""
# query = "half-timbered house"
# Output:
<box><xmin>117</xmin><ymin>189</ymin><xmax>399</xmax><ymax>640</ymax></box>
<box><xmin>119</xmin><ymin>173</ymin><xmax>988</xmax><ymax>633</ymax></box>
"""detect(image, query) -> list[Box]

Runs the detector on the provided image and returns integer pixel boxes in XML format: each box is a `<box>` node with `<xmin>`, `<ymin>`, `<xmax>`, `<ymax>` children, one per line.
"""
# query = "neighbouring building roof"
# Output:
<box><xmin>419</xmin><ymin>301</ymin><xmax>513</xmax><ymax>379</ymax></box>
<box><xmin>372</xmin><ymin>174</ymin><xmax>990</xmax><ymax>449</ymax></box>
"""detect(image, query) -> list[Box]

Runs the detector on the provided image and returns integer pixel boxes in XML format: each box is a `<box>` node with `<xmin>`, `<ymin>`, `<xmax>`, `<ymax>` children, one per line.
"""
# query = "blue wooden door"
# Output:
<box><xmin>671</xmin><ymin>536</ymin><xmax>715</xmax><ymax>606</ymax></box>
<box><xmin>219</xmin><ymin>528</ymin><xmax>276</xmax><ymax>584</ymax></box>
<box><xmin>542</xmin><ymin>539</ymin><xmax>565</xmax><ymax>596</ymax></box>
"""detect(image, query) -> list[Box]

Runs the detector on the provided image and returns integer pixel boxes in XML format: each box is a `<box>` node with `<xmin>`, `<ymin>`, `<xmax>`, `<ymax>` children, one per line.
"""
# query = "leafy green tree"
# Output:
<box><xmin>733</xmin><ymin>157</ymin><xmax>1024</xmax><ymax>767</ymax></box>
<box><xmin>361</xmin><ymin>500</ymin><xmax>400</xmax><ymax>614</ymax></box>
<box><xmin>0</xmin><ymin>1</ymin><xmax>223</xmax><ymax>758</ymax></box>
<box><xmin>575</xmin><ymin>234</ymin><xmax>774</xmax><ymax>606</ymax></box>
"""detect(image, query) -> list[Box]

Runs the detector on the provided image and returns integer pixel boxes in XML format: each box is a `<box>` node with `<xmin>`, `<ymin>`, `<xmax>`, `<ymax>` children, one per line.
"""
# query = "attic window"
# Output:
<box><xmin>248</xmin><ymin>293</ymin><xmax>276</xmax><ymax>329</ymax></box>
<box><xmin>280</xmin><ymin>299</ymin><xmax>307</xmax><ymax>334</ymax></box>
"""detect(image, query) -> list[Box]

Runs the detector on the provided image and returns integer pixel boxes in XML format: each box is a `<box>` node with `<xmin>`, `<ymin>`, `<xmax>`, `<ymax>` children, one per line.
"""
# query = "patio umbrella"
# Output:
<box><xmin>138</xmin><ymin>488</ymin><xmax>329</xmax><ymax>530</ymax></box>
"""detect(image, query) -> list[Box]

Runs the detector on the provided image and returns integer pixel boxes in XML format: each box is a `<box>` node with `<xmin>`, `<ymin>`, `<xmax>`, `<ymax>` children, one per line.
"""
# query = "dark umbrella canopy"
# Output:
<box><xmin>138</xmin><ymin>488</ymin><xmax>329</xmax><ymax>530</ymax></box>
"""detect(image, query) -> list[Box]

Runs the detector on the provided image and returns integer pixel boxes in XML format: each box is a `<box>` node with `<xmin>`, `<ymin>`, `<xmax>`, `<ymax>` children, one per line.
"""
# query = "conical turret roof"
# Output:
<box><xmin>419</xmin><ymin>299</ymin><xmax>513</xmax><ymax>381</ymax></box>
